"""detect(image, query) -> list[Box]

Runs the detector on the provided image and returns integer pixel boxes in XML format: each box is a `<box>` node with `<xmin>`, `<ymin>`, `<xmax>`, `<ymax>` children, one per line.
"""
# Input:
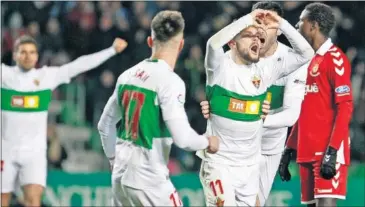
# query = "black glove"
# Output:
<box><xmin>279</xmin><ymin>148</ymin><xmax>294</xmax><ymax>182</ymax></box>
<box><xmin>320</xmin><ymin>146</ymin><xmax>337</xmax><ymax>180</ymax></box>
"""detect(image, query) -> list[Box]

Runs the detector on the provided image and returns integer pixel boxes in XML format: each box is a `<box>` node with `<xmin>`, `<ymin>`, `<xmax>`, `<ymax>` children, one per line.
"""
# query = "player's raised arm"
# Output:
<box><xmin>97</xmin><ymin>87</ymin><xmax>122</xmax><ymax>162</ymax></box>
<box><xmin>47</xmin><ymin>38</ymin><xmax>128</xmax><ymax>89</ymax></box>
<box><xmin>263</xmin><ymin>63</ymin><xmax>308</xmax><ymax>128</ymax></box>
<box><xmin>159</xmin><ymin>77</ymin><xmax>218</xmax><ymax>153</ymax></box>
<box><xmin>205</xmin><ymin>11</ymin><xmax>260</xmax><ymax>70</ymax></box>
<box><xmin>278</xmin><ymin>15</ymin><xmax>314</xmax><ymax>72</ymax></box>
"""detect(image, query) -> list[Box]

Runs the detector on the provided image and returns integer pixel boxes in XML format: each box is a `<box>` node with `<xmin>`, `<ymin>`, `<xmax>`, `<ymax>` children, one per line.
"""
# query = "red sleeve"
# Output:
<box><xmin>327</xmin><ymin>51</ymin><xmax>353</xmax><ymax>150</ymax></box>
<box><xmin>286</xmin><ymin>121</ymin><xmax>298</xmax><ymax>150</ymax></box>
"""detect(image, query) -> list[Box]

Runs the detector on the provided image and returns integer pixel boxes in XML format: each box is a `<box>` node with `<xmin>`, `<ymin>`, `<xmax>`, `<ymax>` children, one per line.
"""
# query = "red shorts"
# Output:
<box><xmin>299</xmin><ymin>161</ymin><xmax>348</xmax><ymax>204</ymax></box>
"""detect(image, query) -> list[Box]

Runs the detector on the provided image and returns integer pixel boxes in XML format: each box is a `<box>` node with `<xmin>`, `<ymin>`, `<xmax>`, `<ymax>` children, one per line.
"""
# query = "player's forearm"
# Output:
<box><xmin>166</xmin><ymin>119</ymin><xmax>209</xmax><ymax>151</ymax></box>
<box><xmin>280</xmin><ymin>20</ymin><xmax>314</xmax><ymax>61</ymax></box>
<box><xmin>329</xmin><ymin>101</ymin><xmax>353</xmax><ymax>150</ymax></box>
<box><xmin>205</xmin><ymin>14</ymin><xmax>253</xmax><ymax>69</ymax></box>
<box><xmin>61</xmin><ymin>47</ymin><xmax>117</xmax><ymax>78</ymax></box>
<box><xmin>209</xmin><ymin>14</ymin><xmax>253</xmax><ymax>50</ymax></box>
<box><xmin>97</xmin><ymin>95</ymin><xmax>121</xmax><ymax>158</ymax></box>
<box><xmin>263</xmin><ymin>98</ymin><xmax>302</xmax><ymax>128</ymax></box>
<box><xmin>286</xmin><ymin>122</ymin><xmax>298</xmax><ymax>150</ymax></box>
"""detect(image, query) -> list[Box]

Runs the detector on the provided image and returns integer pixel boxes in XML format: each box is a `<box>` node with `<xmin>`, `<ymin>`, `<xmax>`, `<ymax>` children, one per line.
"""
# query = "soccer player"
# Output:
<box><xmin>1</xmin><ymin>35</ymin><xmax>127</xmax><ymax>207</ymax></box>
<box><xmin>196</xmin><ymin>7</ymin><xmax>313</xmax><ymax>207</ymax></box>
<box><xmin>97</xmin><ymin>10</ymin><xmax>219</xmax><ymax>207</ymax></box>
<box><xmin>200</xmin><ymin>3</ymin><xmax>309</xmax><ymax>205</ymax></box>
<box><xmin>279</xmin><ymin>3</ymin><xmax>353</xmax><ymax>207</ymax></box>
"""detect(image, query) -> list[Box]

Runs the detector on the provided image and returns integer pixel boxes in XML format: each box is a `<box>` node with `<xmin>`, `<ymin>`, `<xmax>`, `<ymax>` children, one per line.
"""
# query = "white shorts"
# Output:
<box><xmin>1</xmin><ymin>148</ymin><xmax>47</xmax><ymax>193</ymax></box>
<box><xmin>119</xmin><ymin>180</ymin><xmax>182</xmax><ymax>207</ymax></box>
<box><xmin>199</xmin><ymin>160</ymin><xmax>259</xmax><ymax>207</ymax></box>
<box><xmin>111</xmin><ymin>141</ymin><xmax>135</xmax><ymax>206</ymax></box>
<box><xmin>258</xmin><ymin>153</ymin><xmax>282</xmax><ymax>206</ymax></box>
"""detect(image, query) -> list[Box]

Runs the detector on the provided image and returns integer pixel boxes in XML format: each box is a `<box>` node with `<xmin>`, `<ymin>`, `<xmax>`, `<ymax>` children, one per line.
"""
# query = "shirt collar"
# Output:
<box><xmin>316</xmin><ymin>38</ymin><xmax>333</xmax><ymax>56</ymax></box>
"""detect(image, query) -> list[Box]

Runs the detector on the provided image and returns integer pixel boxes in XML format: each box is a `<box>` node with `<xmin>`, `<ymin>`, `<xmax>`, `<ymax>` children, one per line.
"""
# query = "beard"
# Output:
<box><xmin>238</xmin><ymin>49</ymin><xmax>260</xmax><ymax>63</ymax></box>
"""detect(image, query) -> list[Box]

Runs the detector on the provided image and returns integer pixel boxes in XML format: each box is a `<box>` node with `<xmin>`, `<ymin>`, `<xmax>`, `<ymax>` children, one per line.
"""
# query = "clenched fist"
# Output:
<box><xmin>207</xmin><ymin>136</ymin><xmax>219</xmax><ymax>154</ymax></box>
<box><xmin>261</xmin><ymin>100</ymin><xmax>271</xmax><ymax>120</ymax></box>
<box><xmin>200</xmin><ymin>100</ymin><xmax>210</xmax><ymax>119</ymax></box>
<box><xmin>113</xmin><ymin>38</ymin><xmax>128</xmax><ymax>53</ymax></box>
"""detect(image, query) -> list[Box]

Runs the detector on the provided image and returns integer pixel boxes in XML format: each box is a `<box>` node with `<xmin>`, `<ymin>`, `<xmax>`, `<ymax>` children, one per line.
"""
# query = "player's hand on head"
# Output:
<box><xmin>200</xmin><ymin>101</ymin><xmax>210</xmax><ymax>119</ymax></box>
<box><xmin>251</xmin><ymin>10</ymin><xmax>281</xmax><ymax>30</ymax></box>
<box><xmin>113</xmin><ymin>38</ymin><xmax>128</xmax><ymax>53</ymax></box>
<box><xmin>262</xmin><ymin>11</ymin><xmax>282</xmax><ymax>29</ymax></box>
<box><xmin>207</xmin><ymin>136</ymin><xmax>219</xmax><ymax>154</ymax></box>
<box><xmin>260</xmin><ymin>100</ymin><xmax>271</xmax><ymax>120</ymax></box>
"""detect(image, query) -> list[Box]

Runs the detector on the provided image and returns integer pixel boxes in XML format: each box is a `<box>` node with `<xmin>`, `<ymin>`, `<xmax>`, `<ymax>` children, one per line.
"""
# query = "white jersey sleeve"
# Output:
<box><xmin>97</xmin><ymin>70</ymin><xmax>133</xmax><ymax>158</ymax></box>
<box><xmin>263</xmin><ymin>63</ymin><xmax>308</xmax><ymax>128</ymax></box>
<box><xmin>205</xmin><ymin>14</ymin><xmax>254</xmax><ymax>81</ymax></box>
<box><xmin>271</xmin><ymin>20</ymin><xmax>314</xmax><ymax>80</ymax></box>
<box><xmin>159</xmin><ymin>75</ymin><xmax>209</xmax><ymax>151</ymax></box>
<box><xmin>43</xmin><ymin>47</ymin><xmax>116</xmax><ymax>89</ymax></box>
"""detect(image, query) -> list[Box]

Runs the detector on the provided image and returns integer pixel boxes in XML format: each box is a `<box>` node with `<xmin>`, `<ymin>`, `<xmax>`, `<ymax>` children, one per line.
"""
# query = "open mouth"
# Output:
<box><xmin>250</xmin><ymin>44</ymin><xmax>259</xmax><ymax>54</ymax></box>
<box><xmin>259</xmin><ymin>37</ymin><xmax>266</xmax><ymax>45</ymax></box>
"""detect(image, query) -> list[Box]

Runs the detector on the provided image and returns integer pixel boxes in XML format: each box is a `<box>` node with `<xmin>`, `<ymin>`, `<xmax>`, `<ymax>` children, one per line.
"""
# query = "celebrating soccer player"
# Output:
<box><xmin>1</xmin><ymin>35</ymin><xmax>127</xmax><ymax>207</ymax></box>
<box><xmin>196</xmin><ymin>5</ymin><xmax>313</xmax><ymax>206</ymax></box>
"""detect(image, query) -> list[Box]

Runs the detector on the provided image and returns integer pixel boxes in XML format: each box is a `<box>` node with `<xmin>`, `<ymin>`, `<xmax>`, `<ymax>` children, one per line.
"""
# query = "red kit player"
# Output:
<box><xmin>279</xmin><ymin>3</ymin><xmax>353</xmax><ymax>207</ymax></box>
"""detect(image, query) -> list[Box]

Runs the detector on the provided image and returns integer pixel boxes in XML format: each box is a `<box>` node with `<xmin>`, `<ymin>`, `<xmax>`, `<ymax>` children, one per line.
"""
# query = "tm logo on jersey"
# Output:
<box><xmin>11</xmin><ymin>96</ymin><xmax>39</xmax><ymax>108</ymax></box>
<box><xmin>228</xmin><ymin>98</ymin><xmax>260</xmax><ymax>115</ymax></box>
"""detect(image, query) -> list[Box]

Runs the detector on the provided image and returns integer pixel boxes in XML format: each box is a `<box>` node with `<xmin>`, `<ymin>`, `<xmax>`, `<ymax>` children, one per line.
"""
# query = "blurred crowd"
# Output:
<box><xmin>2</xmin><ymin>1</ymin><xmax>365</xmax><ymax>173</ymax></box>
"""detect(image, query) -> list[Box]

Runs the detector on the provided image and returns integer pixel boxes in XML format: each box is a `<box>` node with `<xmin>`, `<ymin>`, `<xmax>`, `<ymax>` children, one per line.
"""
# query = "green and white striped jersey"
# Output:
<box><xmin>1</xmin><ymin>47</ymin><xmax>116</xmax><ymax>152</ymax></box>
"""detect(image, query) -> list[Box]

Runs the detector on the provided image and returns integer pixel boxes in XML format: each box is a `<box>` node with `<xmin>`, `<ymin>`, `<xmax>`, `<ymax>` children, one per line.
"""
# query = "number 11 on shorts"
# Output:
<box><xmin>210</xmin><ymin>179</ymin><xmax>225</xmax><ymax>207</ymax></box>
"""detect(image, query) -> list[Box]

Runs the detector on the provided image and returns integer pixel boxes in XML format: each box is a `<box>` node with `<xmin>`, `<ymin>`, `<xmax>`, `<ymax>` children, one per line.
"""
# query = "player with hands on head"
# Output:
<box><xmin>197</xmin><ymin>4</ymin><xmax>313</xmax><ymax>206</ymax></box>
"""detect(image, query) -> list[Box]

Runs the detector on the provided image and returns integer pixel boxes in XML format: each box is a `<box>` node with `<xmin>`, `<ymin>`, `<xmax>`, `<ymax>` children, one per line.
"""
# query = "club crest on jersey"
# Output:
<box><xmin>310</xmin><ymin>64</ymin><xmax>320</xmax><ymax>77</ymax></box>
<box><xmin>251</xmin><ymin>75</ymin><xmax>261</xmax><ymax>89</ymax></box>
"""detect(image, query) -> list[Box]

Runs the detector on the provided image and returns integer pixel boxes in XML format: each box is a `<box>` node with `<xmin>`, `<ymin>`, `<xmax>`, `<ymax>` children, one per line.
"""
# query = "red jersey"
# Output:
<box><xmin>287</xmin><ymin>39</ymin><xmax>353</xmax><ymax>165</ymax></box>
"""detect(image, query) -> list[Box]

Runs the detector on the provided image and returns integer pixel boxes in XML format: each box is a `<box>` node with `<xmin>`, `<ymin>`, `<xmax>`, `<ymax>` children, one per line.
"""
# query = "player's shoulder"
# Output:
<box><xmin>323</xmin><ymin>45</ymin><xmax>349</xmax><ymax>64</ymax></box>
<box><xmin>163</xmin><ymin>71</ymin><xmax>185</xmax><ymax>89</ymax></box>
<box><xmin>1</xmin><ymin>63</ymin><xmax>12</xmax><ymax>71</ymax></box>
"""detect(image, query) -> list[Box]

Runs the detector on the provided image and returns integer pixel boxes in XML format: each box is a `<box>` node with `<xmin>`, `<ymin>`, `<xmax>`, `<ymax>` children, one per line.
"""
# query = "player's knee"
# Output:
<box><xmin>316</xmin><ymin>198</ymin><xmax>337</xmax><ymax>207</ymax></box>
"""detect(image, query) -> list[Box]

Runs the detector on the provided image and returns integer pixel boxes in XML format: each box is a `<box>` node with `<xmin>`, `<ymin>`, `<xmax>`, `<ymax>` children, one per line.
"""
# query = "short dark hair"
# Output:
<box><xmin>252</xmin><ymin>1</ymin><xmax>284</xmax><ymax>17</ymax></box>
<box><xmin>13</xmin><ymin>35</ymin><xmax>38</xmax><ymax>52</ymax></box>
<box><xmin>305</xmin><ymin>3</ymin><xmax>335</xmax><ymax>37</ymax></box>
<box><xmin>151</xmin><ymin>10</ymin><xmax>185</xmax><ymax>42</ymax></box>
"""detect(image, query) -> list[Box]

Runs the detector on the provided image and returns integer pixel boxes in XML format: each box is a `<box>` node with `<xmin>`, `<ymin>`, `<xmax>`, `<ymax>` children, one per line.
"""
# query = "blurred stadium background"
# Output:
<box><xmin>1</xmin><ymin>1</ymin><xmax>364</xmax><ymax>206</ymax></box>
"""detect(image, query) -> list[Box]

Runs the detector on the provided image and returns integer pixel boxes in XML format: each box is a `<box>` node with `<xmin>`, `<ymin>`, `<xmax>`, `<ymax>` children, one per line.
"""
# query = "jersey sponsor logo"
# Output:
<box><xmin>177</xmin><ymin>94</ymin><xmax>185</xmax><ymax>104</ymax></box>
<box><xmin>228</xmin><ymin>98</ymin><xmax>260</xmax><ymax>114</ymax></box>
<box><xmin>310</xmin><ymin>64</ymin><xmax>320</xmax><ymax>77</ymax></box>
<box><xmin>251</xmin><ymin>75</ymin><xmax>261</xmax><ymax>89</ymax></box>
<box><xmin>305</xmin><ymin>84</ymin><xmax>319</xmax><ymax>95</ymax></box>
<box><xmin>294</xmin><ymin>79</ymin><xmax>306</xmax><ymax>85</ymax></box>
<box><xmin>11</xmin><ymin>95</ymin><xmax>39</xmax><ymax>108</ymax></box>
<box><xmin>335</xmin><ymin>85</ymin><xmax>350</xmax><ymax>95</ymax></box>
